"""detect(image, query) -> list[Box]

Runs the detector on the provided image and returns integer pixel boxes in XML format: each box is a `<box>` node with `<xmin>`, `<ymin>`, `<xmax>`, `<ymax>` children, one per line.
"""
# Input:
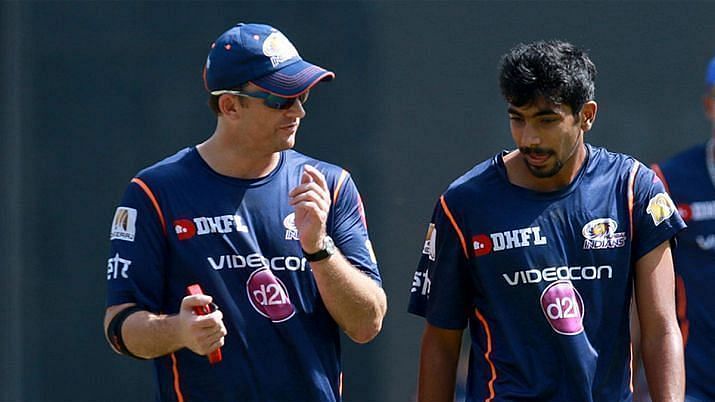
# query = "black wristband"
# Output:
<box><xmin>106</xmin><ymin>305</ymin><xmax>147</xmax><ymax>360</ymax></box>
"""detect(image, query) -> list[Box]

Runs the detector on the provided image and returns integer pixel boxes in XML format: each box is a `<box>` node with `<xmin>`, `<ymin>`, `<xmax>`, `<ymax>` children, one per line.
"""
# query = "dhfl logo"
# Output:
<box><xmin>173</xmin><ymin>214</ymin><xmax>249</xmax><ymax>240</ymax></box>
<box><xmin>472</xmin><ymin>234</ymin><xmax>492</xmax><ymax>256</ymax></box>
<box><xmin>471</xmin><ymin>226</ymin><xmax>547</xmax><ymax>257</ymax></box>
<box><xmin>174</xmin><ymin>219</ymin><xmax>196</xmax><ymax>240</ymax></box>
<box><xmin>678</xmin><ymin>203</ymin><xmax>692</xmax><ymax>221</ymax></box>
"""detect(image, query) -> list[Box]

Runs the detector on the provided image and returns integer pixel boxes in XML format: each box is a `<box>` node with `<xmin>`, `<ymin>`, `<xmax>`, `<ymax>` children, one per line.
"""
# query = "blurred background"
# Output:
<box><xmin>1</xmin><ymin>1</ymin><xmax>714</xmax><ymax>401</ymax></box>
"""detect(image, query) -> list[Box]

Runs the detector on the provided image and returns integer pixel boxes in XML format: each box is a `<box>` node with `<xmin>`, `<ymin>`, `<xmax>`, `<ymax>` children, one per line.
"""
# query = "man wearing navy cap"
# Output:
<box><xmin>103</xmin><ymin>23</ymin><xmax>386</xmax><ymax>402</ymax></box>
<box><xmin>647</xmin><ymin>56</ymin><xmax>715</xmax><ymax>402</ymax></box>
<box><xmin>408</xmin><ymin>40</ymin><xmax>685</xmax><ymax>402</ymax></box>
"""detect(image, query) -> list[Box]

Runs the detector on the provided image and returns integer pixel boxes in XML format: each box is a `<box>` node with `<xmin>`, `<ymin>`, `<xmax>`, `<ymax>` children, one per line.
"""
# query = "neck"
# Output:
<box><xmin>197</xmin><ymin>129</ymin><xmax>281</xmax><ymax>179</ymax></box>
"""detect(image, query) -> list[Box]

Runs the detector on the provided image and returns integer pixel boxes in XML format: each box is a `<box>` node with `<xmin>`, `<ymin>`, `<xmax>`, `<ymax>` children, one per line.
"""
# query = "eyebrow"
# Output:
<box><xmin>507</xmin><ymin>107</ymin><xmax>560</xmax><ymax>117</ymax></box>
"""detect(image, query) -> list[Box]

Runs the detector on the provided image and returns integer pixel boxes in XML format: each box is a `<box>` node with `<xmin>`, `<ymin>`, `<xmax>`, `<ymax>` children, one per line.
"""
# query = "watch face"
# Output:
<box><xmin>324</xmin><ymin>236</ymin><xmax>336</xmax><ymax>254</ymax></box>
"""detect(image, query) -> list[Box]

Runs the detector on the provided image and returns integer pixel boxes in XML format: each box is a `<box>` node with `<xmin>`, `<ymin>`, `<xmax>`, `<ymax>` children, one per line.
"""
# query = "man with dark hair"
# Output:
<box><xmin>647</xmin><ymin>55</ymin><xmax>715</xmax><ymax>402</ymax></box>
<box><xmin>409</xmin><ymin>40</ymin><xmax>685</xmax><ymax>402</ymax></box>
<box><xmin>103</xmin><ymin>23</ymin><xmax>386</xmax><ymax>402</ymax></box>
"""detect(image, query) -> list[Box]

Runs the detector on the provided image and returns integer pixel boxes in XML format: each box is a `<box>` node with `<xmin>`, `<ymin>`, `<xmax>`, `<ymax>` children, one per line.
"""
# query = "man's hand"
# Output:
<box><xmin>178</xmin><ymin>294</ymin><xmax>227</xmax><ymax>357</ymax></box>
<box><xmin>289</xmin><ymin>164</ymin><xmax>331</xmax><ymax>253</ymax></box>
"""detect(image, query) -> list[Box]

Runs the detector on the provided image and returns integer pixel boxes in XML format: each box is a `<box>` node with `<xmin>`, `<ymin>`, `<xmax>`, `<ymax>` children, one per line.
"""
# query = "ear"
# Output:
<box><xmin>703</xmin><ymin>93</ymin><xmax>715</xmax><ymax>121</ymax></box>
<box><xmin>218</xmin><ymin>94</ymin><xmax>242</xmax><ymax>119</ymax></box>
<box><xmin>580</xmin><ymin>101</ymin><xmax>598</xmax><ymax>131</ymax></box>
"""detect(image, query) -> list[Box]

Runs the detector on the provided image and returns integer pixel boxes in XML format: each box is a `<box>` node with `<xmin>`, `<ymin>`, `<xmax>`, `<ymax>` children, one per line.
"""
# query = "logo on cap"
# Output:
<box><xmin>262</xmin><ymin>32</ymin><xmax>299</xmax><ymax>67</ymax></box>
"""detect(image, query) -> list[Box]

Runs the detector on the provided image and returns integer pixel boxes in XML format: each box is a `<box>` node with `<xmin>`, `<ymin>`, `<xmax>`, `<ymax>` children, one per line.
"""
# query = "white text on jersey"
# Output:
<box><xmin>208</xmin><ymin>253</ymin><xmax>308</xmax><ymax>272</ymax></box>
<box><xmin>491</xmin><ymin>226</ymin><xmax>547</xmax><ymax>251</ymax></box>
<box><xmin>503</xmin><ymin>265</ymin><xmax>613</xmax><ymax>286</ymax></box>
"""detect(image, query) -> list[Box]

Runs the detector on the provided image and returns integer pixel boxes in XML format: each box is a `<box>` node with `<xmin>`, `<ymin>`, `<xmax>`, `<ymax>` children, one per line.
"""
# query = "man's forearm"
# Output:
<box><xmin>641</xmin><ymin>328</ymin><xmax>684</xmax><ymax>402</ymax></box>
<box><xmin>310</xmin><ymin>250</ymin><xmax>387</xmax><ymax>343</ymax></box>
<box><xmin>121</xmin><ymin>310</ymin><xmax>184</xmax><ymax>359</ymax></box>
<box><xmin>418</xmin><ymin>325</ymin><xmax>461</xmax><ymax>402</ymax></box>
<box><xmin>105</xmin><ymin>304</ymin><xmax>184</xmax><ymax>359</ymax></box>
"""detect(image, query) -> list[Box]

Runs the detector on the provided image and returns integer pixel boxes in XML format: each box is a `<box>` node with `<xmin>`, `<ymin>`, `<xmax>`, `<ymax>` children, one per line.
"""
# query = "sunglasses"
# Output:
<box><xmin>210</xmin><ymin>89</ymin><xmax>309</xmax><ymax>110</ymax></box>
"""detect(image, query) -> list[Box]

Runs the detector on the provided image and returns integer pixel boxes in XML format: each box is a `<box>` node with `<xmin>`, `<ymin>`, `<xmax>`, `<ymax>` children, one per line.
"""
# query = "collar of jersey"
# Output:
<box><xmin>191</xmin><ymin>147</ymin><xmax>285</xmax><ymax>187</ymax></box>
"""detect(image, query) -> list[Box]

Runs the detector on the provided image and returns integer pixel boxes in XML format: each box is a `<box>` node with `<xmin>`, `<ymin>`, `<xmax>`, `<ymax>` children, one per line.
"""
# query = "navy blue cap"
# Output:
<box><xmin>707</xmin><ymin>56</ymin><xmax>715</xmax><ymax>87</ymax></box>
<box><xmin>203</xmin><ymin>23</ymin><xmax>334</xmax><ymax>97</ymax></box>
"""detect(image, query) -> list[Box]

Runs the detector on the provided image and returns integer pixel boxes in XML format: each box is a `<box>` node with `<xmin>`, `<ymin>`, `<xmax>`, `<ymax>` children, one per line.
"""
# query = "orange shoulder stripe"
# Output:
<box><xmin>439</xmin><ymin>195</ymin><xmax>469</xmax><ymax>259</ymax></box>
<box><xmin>131</xmin><ymin>177</ymin><xmax>167</xmax><ymax>235</ymax></box>
<box><xmin>650</xmin><ymin>163</ymin><xmax>671</xmax><ymax>193</ymax></box>
<box><xmin>627</xmin><ymin>163</ymin><xmax>640</xmax><ymax>239</ymax></box>
<box><xmin>332</xmin><ymin>170</ymin><xmax>349</xmax><ymax>205</ymax></box>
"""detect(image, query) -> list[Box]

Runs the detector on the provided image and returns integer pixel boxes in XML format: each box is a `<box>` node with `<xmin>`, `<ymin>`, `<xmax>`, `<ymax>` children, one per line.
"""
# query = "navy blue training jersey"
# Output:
<box><xmin>409</xmin><ymin>144</ymin><xmax>685</xmax><ymax>402</ymax></box>
<box><xmin>653</xmin><ymin>140</ymin><xmax>715</xmax><ymax>401</ymax></box>
<box><xmin>106</xmin><ymin>148</ymin><xmax>380</xmax><ymax>402</ymax></box>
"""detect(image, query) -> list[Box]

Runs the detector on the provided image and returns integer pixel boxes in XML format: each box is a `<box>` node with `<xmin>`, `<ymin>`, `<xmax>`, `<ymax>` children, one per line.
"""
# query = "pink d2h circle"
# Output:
<box><xmin>540</xmin><ymin>280</ymin><xmax>584</xmax><ymax>335</ymax></box>
<box><xmin>246</xmin><ymin>268</ymin><xmax>295</xmax><ymax>323</ymax></box>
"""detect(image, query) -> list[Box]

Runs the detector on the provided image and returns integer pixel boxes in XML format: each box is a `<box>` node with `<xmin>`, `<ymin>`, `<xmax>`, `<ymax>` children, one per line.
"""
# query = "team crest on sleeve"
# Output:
<box><xmin>422</xmin><ymin>223</ymin><xmax>436</xmax><ymax>261</ymax></box>
<box><xmin>646</xmin><ymin>193</ymin><xmax>676</xmax><ymax>226</ymax></box>
<box><xmin>283</xmin><ymin>213</ymin><xmax>299</xmax><ymax>240</ymax></box>
<box><xmin>581</xmin><ymin>218</ymin><xmax>626</xmax><ymax>249</ymax></box>
<box><xmin>110</xmin><ymin>207</ymin><xmax>137</xmax><ymax>242</ymax></box>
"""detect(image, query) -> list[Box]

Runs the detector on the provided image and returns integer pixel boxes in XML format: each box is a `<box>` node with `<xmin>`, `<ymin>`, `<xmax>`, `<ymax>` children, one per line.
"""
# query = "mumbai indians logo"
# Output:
<box><xmin>262</xmin><ymin>31</ymin><xmax>299</xmax><ymax>67</ymax></box>
<box><xmin>646</xmin><ymin>193</ymin><xmax>676</xmax><ymax>226</ymax></box>
<box><xmin>283</xmin><ymin>213</ymin><xmax>299</xmax><ymax>240</ymax></box>
<box><xmin>582</xmin><ymin>218</ymin><xmax>626</xmax><ymax>250</ymax></box>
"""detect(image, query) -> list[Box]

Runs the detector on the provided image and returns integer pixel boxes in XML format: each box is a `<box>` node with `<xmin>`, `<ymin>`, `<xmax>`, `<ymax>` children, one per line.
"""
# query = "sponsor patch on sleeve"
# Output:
<box><xmin>110</xmin><ymin>207</ymin><xmax>137</xmax><ymax>241</ymax></box>
<box><xmin>422</xmin><ymin>223</ymin><xmax>436</xmax><ymax>261</ymax></box>
<box><xmin>646</xmin><ymin>193</ymin><xmax>676</xmax><ymax>226</ymax></box>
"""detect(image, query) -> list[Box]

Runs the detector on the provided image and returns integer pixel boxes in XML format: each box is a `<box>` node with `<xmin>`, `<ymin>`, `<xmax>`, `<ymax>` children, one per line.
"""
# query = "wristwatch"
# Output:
<box><xmin>302</xmin><ymin>236</ymin><xmax>336</xmax><ymax>262</ymax></box>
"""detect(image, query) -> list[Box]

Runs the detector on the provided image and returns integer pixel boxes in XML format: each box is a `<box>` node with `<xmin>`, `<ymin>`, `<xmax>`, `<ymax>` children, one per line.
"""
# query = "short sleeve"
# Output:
<box><xmin>329</xmin><ymin>173</ymin><xmax>381</xmax><ymax>284</ymax></box>
<box><xmin>631</xmin><ymin>164</ymin><xmax>687</xmax><ymax>260</ymax></box>
<box><xmin>408</xmin><ymin>197</ymin><xmax>473</xmax><ymax>330</ymax></box>
<box><xmin>105</xmin><ymin>179</ymin><xmax>168</xmax><ymax>311</ymax></box>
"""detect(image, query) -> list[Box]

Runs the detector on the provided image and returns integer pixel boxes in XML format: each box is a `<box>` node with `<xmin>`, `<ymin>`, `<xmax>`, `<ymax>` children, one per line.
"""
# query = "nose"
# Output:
<box><xmin>286</xmin><ymin>98</ymin><xmax>306</xmax><ymax>118</ymax></box>
<box><xmin>520</xmin><ymin>122</ymin><xmax>542</xmax><ymax>147</ymax></box>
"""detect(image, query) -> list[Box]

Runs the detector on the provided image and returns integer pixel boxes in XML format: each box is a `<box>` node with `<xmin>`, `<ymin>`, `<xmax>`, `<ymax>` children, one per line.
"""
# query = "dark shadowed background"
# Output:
<box><xmin>1</xmin><ymin>1</ymin><xmax>714</xmax><ymax>401</ymax></box>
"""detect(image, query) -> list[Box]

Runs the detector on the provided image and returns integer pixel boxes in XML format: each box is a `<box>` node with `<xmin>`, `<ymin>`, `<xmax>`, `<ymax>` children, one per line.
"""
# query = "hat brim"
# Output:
<box><xmin>251</xmin><ymin>59</ymin><xmax>335</xmax><ymax>97</ymax></box>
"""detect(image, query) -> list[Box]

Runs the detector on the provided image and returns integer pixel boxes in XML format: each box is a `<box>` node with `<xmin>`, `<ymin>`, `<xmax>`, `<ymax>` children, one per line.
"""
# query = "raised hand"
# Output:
<box><xmin>289</xmin><ymin>164</ymin><xmax>331</xmax><ymax>253</ymax></box>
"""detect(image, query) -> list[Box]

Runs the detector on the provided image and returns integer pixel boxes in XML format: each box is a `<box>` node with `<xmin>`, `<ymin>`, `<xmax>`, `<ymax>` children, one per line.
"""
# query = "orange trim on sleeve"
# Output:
<box><xmin>339</xmin><ymin>371</ymin><xmax>343</xmax><ymax>398</ymax></box>
<box><xmin>332</xmin><ymin>170</ymin><xmax>349</xmax><ymax>205</ymax></box>
<box><xmin>170</xmin><ymin>352</ymin><xmax>185</xmax><ymax>402</ymax></box>
<box><xmin>629</xmin><ymin>342</ymin><xmax>634</xmax><ymax>392</ymax></box>
<box><xmin>650</xmin><ymin>163</ymin><xmax>671</xmax><ymax>194</ymax></box>
<box><xmin>131</xmin><ymin>177</ymin><xmax>167</xmax><ymax>235</ymax></box>
<box><xmin>439</xmin><ymin>195</ymin><xmax>469</xmax><ymax>259</ymax></box>
<box><xmin>675</xmin><ymin>274</ymin><xmax>690</xmax><ymax>347</ymax></box>
<box><xmin>474</xmin><ymin>308</ymin><xmax>497</xmax><ymax>402</ymax></box>
<box><xmin>627</xmin><ymin>163</ymin><xmax>640</xmax><ymax>240</ymax></box>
